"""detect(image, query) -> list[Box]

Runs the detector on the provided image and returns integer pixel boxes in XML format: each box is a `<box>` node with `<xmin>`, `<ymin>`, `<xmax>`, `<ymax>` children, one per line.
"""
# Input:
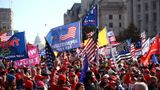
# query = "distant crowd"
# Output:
<box><xmin>0</xmin><ymin>52</ymin><xmax>160</xmax><ymax>90</ymax></box>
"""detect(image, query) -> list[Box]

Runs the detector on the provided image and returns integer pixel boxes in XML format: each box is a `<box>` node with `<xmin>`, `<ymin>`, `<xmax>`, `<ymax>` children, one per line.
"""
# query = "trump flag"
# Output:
<box><xmin>0</xmin><ymin>32</ymin><xmax>28</xmax><ymax>60</ymax></box>
<box><xmin>82</xmin><ymin>5</ymin><xmax>98</xmax><ymax>27</ymax></box>
<box><xmin>46</xmin><ymin>21</ymin><xmax>81</xmax><ymax>52</ymax></box>
<box><xmin>14</xmin><ymin>44</ymin><xmax>40</xmax><ymax>68</ymax></box>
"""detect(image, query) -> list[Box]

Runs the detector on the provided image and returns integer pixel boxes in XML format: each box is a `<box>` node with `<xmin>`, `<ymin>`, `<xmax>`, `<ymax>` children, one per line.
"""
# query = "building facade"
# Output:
<box><xmin>64</xmin><ymin>3</ymin><xmax>81</xmax><ymax>24</ymax></box>
<box><xmin>81</xmin><ymin>0</ymin><xmax>127</xmax><ymax>36</ymax></box>
<box><xmin>99</xmin><ymin>0</ymin><xmax>127</xmax><ymax>36</ymax></box>
<box><xmin>126</xmin><ymin>0</ymin><xmax>160</xmax><ymax>37</ymax></box>
<box><xmin>65</xmin><ymin>0</ymin><xmax>160</xmax><ymax>37</ymax></box>
<box><xmin>0</xmin><ymin>8</ymin><xmax>12</xmax><ymax>33</ymax></box>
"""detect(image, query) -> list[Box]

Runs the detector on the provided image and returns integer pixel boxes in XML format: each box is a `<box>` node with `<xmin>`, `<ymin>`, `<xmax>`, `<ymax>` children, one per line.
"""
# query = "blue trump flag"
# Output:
<box><xmin>0</xmin><ymin>32</ymin><xmax>28</xmax><ymax>60</ymax></box>
<box><xmin>46</xmin><ymin>21</ymin><xmax>81</xmax><ymax>52</ymax></box>
<box><xmin>80</xmin><ymin>53</ymin><xmax>89</xmax><ymax>83</ymax></box>
<box><xmin>82</xmin><ymin>5</ymin><xmax>98</xmax><ymax>27</ymax></box>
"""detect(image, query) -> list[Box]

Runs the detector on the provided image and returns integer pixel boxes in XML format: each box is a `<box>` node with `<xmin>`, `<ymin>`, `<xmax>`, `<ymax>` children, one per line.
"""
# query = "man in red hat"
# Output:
<box><xmin>69</xmin><ymin>72</ymin><xmax>78</xmax><ymax>90</ymax></box>
<box><xmin>50</xmin><ymin>62</ymin><xmax>71</xmax><ymax>90</ymax></box>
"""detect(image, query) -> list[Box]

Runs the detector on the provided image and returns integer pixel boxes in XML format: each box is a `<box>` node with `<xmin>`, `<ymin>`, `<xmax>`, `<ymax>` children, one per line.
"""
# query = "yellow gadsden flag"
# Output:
<box><xmin>98</xmin><ymin>27</ymin><xmax>109</xmax><ymax>47</ymax></box>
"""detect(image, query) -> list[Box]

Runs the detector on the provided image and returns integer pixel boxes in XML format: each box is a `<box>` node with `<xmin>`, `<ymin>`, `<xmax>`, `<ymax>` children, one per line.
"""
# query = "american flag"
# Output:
<box><xmin>45</xmin><ymin>38</ymin><xmax>55</xmax><ymax>71</ymax></box>
<box><xmin>81</xmin><ymin>30</ymin><xmax>98</xmax><ymax>62</ymax></box>
<box><xmin>0</xmin><ymin>31</ymin><xmax>12</xmax><ymax>42</ymax></box>
<box><xmin>130</xmin><ymin>43</ymin><xmax>135</xmax><ymax>58</ymax></box>
<box><xmin>141</xmin><ymin>31</ymin><xmax>146</xmax><ymax>43</ymax></box>
<box><xmin>60</xmin><ymin>26</ymin><xmax>76</xmax><ymax>40</ymax></box>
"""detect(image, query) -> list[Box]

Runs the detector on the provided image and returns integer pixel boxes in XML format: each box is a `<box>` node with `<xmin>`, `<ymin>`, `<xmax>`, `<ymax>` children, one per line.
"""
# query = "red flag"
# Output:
<box><xmin>141</xmin><ymin>34</ymin><xmax>160</xmax><ymax>66</ymax></box>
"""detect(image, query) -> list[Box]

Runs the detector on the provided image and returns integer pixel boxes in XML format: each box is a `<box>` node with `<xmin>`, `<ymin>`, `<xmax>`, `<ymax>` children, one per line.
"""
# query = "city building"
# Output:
<box><xmin>81</xmin><ymin>0</ymin><xmax>127</xmax><ymax>36</ymax></box>
<box><xmin>65</xmin><ymin>0</ymin><xmax>160</xmax><ymax>37</ymax></box>
<box><xmin>99</xmin><ymin>0</ymin><xmax>127</xmax><ymax>36</ymax></box>
<box><xmin>0</xmin><ymin>8</ymin><xmax>12</xmax><ymax>33</ymax></box>
<box><xmin>126</xmin><ymin>0</ymin><xmax>160</xmax><ymax>37</ymax></box>
<box><xmin>34</xmin><ymin>34</ymin><xmax>44</xmax><ymax>50</ymax></box>
<box><xmin>64</xmin><ymin>3</ymin><xmax>81</xmax><ymax>24</ymax></box>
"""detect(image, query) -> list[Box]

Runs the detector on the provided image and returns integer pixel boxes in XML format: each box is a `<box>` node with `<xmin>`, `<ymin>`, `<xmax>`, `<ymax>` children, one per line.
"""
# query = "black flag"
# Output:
<box><xmin>45</xmin><ymin>38</ymin><xmax>55</xmax><ymax>71</ymax></box>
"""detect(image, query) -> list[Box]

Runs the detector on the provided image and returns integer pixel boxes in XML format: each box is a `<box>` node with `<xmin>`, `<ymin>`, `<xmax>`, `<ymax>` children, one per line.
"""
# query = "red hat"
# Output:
<box><xmin>144</xmin><ymin>69</ymin><xmax>150</xmax><ymax>73</ymax></box>
<box><xmin>35</xmin><ymin>75</ymin><xmax>44</xmax><ymax>81</ymax></box>
<box><xmin>58</xmin><ymin>74</ymin><xmax>66</xmax><ymax>83</ymax></box>
<box><xmin>151</xmin><ymin>68</ymin><xmax>156</xmax><ymax>73</ymax></box>
<box><xmin>110</xmin><ymin>75</ymin><xmax>117</xmax><ymax>81</ymax></box>
<box><xmin>25</xmin><ymin>80</ymin><xmax>33</xmax><ymax>89</ymax></box>
<box><xmin>76</xmin><ymin>72</ymin><xmax>81</xmax><ymax>78</ymax></box>
<box><xmin>109</xmin><ymin>81</ymin><xmax>116</xmax><ymax>86</ymax></box>
<box><xmin>69</xmin><ymin>72</ymin><xmax>75</xmax><ymax>77</ymax></box>
<box><xmin>37</xmin><ymin>81</ymin><xmax>45</xmax><ymax>87</ymax></box>
<box><xmin>16</xmin><ymin>73</ymin><xmax>22</xmax><ymax>81</ymax></box>
<box><xmin>61</xmin><ymin>65</ymin><xmax>68</xmax><ymax>72</ymax></box>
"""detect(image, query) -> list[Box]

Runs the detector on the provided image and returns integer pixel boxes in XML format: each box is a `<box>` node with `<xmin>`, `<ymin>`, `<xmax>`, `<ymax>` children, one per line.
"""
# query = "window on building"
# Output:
<box><xmin>109</xmin><ymin>15</ymin><xmax>113</xmax><ymax>20</ymax></box>
<box><xmin>109</xmin><ymin>22</ymin><xmax>113</xmax><ymax>28</ymax></box>
<box><xmin>144</xmin><ymin>3</ymin><xmax>148</xmax><ymax>11</ymax></box>
<box><xmin>119</xmin><ymin>22</ymin><xmax>122</xmax><ymax>27</ymax></box>
<box><xmin>145</xmin><ymin>14</ymin><xmax>149</xmax><ymax>24</ymax></box>
<box><xmin>153</xmin><ymin>12</ymin><xmax>157</xmax><ymax>22</ymax></box>
<box><xmin>119</xmin><ymin>15</ymin><xmax>121</xmax><ymax>20</ymax></box>
<box><xmin>152</xmin><ymin>1</ymin><xmax>157</xmax><ymax>10</ymax></box>
<box><xmin>137</xmin><ymin>4</ymin><xmax>141</xmax><ymax>12</ymax></box>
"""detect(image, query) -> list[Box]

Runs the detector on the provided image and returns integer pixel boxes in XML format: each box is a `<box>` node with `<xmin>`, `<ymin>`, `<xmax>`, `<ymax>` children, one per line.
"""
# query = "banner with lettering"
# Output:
<box><xmin>14</xmin><ymin>44</ymin><xmax>40</xmax><ymax>68</ymax></box>
<box><xmin>0</xmin><ymin>32</ymin><xmax>28</xmax><ymax>60</ymax></box>
<box><xmin>46</xmin><ymin>21</ymin><xmax>81</xmax><ymax>52</ymax></box>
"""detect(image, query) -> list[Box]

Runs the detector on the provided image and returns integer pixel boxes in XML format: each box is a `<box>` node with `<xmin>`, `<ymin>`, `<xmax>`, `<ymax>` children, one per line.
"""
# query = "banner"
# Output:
<box><xmin>82</xmin><ymin>5</ymin><xmax>97</xmax><ymax>27</ymax></box>
<box><xmin>0</xmin><ymin>32</ymin><xmax>28</xmax><ymax>60</ymax></box>
<box><xmin>46</xmin><ymin>21</ymin><xmax>81</xmax><ymax>52</ymax></box>
<box><xmin>14</xmin><ymin>44</ymin><xmax>40</xmax><ymax>68</ymax></box>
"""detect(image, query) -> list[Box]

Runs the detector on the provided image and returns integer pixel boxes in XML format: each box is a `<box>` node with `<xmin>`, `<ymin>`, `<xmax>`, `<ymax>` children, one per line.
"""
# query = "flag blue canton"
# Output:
<box><xmin>45</xmin><ymin>38</ymin><xmax>55</xmax><ymax>71</ymax></box>
<box><xmin>82</xmin><ymin>5</ymin><xmax>97</xmax><ymax>27</ymax></box>
<box><xmin>6</xmin><ymin>31</ymin><xmax>12</xmax><ymax>36</ymax></box>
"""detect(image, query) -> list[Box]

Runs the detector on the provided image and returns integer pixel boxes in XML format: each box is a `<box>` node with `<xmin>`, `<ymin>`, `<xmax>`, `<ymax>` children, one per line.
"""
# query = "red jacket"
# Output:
<box><xmin>50</xmin><ymin>68</ymin><xmax>71</xmax><ymax>90</ymax></box>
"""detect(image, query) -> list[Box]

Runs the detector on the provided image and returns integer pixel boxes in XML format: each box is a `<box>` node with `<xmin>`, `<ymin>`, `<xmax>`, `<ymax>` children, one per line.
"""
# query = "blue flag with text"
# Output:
<box><xmin>82</xmin><ymin>5</ymin><xmax>98</xmax><ymax>27</ymax></box>
<box><xmin>46</xmin><ymin>21</ymin><xmax>81</xmax><ymax>52</ymax></box>
<box><xmin>0</xmin><ymin>32</ymin><xmax>28</xmax><ymax>60</ymax></box>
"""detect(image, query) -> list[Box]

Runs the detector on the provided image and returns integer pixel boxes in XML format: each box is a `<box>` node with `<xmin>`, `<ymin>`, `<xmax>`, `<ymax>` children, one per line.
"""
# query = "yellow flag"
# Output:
<box><xmin>84</xmin><ymin>39</ymin><xmax>89</xmax><ymax>46</ymax></box>
<box><xmin>98</xmin><ymin>27</ymin><xmax>109</xmax><ymax>47</ymax></box>
<box><xmin>54</xmin><ymin>52</ymin><xmax>58</xmax><ymax>57</ymax></box>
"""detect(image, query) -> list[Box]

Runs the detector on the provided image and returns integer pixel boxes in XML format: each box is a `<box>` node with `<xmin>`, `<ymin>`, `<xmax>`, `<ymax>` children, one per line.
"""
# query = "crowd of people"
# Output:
<box><xmin>0</xmin><ymin>52</ymin><xmax>160</xmax><ymax>90</ymax></box>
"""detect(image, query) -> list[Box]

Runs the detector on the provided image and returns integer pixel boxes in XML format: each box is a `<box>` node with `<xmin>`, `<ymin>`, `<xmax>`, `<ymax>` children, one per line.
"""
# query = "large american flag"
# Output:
<box><xmin>0</xmin><ymin>31</ymin><xmax>12</xmax><ymax>42</ymax></box>
<box><xmin>45</xmin><ymin>38</ymin><xmax>55</xmax><ymax>71</ymax></box>
<box><xmin>81</xmin><ymin>30</ymin><xmax>98</xmax><ymax>62</ymax></box>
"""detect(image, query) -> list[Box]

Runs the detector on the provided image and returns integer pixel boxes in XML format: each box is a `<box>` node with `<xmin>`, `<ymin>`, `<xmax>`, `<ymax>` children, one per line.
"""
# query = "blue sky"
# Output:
<box><xmin>0</xmin><ymin>0</ymin><xmax>81</xmax><ymax>44</ymax></box>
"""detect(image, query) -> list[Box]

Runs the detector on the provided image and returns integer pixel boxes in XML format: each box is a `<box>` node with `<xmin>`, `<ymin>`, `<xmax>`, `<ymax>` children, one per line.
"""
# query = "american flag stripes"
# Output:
<box><xmin>116</xmin><ymin>53</ymin><xmax>132</xmax><ymax>64</ymax></box>
<box><xmin>60</xmin><ymin>26</ymin><xmax>76</xmax><ymax>40</ymax></box>
<box><xmin>0</xmin><ymin>31</ymin><xmax>12</xmax><ymax>42</ymax></box>
<box><xmin>45</xmin><ymin>38</ymin><xmax>55</xmax><ymax>71</ymax></box>
<box><xmin>81</xmin><ymin>30</ymin><xmax>98</xmax><ymax>62</ymax></box>
<box><xmin>130</xmin><ymin>43</ymin><xmax>135</xmax><ymax>58</ymax></box>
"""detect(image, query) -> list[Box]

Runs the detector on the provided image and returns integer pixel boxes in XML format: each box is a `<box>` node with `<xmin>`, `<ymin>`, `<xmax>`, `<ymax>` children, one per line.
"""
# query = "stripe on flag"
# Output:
<box><xmin>130</xmin><ymin>43</ymin><xmax>135</xmax><ymax>58</ymax></box>
<box><xmin>81</xmin><ymin>31</ymin><xmax>98</xmax><ymax>62</ymax></box>
<box><xmin>60</xmin><ymin>27</ymin><xmax>76</xmax><ymax>40</ymax></box>
<box><xmin>0</xmin><ymin>31</ymin><xmax>12</xmax><ymax>42</ymax></box>
<box><xmin>116</xmin><ymin>53</ymin><xmax>132</xmax><ymax>63</ymax></box>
